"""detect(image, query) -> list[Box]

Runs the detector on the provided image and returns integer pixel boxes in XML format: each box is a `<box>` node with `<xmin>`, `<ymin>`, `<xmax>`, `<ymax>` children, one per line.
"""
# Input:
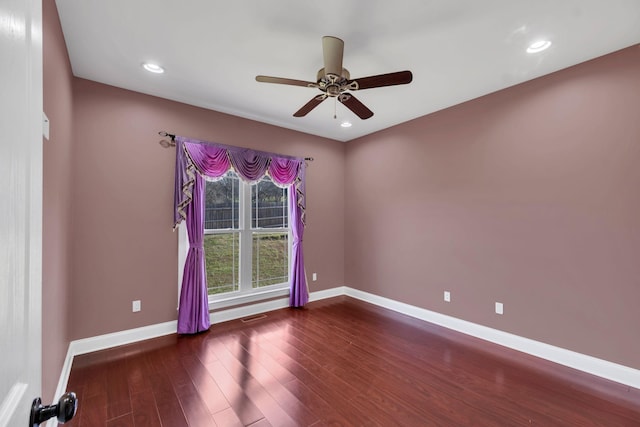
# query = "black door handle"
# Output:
<box><xmin>29</xmin><ymin>392</ymin><xmax>77</xmax><ymax>426</ymax></box>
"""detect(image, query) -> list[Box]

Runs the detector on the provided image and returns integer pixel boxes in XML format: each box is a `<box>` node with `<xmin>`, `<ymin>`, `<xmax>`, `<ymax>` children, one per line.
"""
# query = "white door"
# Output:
<box><xmin>0</xmin><ymin>0</ymin><xmax>43</xmax><ymax>425</ymax></box>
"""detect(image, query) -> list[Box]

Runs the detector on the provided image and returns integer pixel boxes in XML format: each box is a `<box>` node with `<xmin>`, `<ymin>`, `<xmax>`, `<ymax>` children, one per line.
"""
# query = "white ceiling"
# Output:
<box><xmin>55</xmin><ymin>0</ymin><xmax>640</xmax><ymax>142</ymax></box>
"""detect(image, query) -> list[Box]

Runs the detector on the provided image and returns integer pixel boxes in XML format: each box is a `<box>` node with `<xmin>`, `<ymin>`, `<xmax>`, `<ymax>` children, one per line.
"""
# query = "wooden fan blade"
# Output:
<box><xmin>322</xmin><ymin>36</ymin><xmax>344</xmax><ymax>77</ymax></box>
<box><xmin>350</xmin><ymin>70</ymin><xmax>413</xmax><ymax>90</ymax></box>
<box><xmin>338</xmin><ymin>93</ymin><xmax>374</xmax><ymax>120</ymax></box>
<box><xmin>294</xmin><ymin>95</ymin><xmax>327</xmax><ymax>117</ymax></box>
<box><xmin>256</xmin><ymin>75</ymin><xmax>317</xmax><ymax>88</ymax></box>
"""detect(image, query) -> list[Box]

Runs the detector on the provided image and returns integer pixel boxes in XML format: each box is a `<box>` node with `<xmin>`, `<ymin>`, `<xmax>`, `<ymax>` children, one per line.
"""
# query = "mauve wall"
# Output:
<box><xmin>42</xmin><ymin>0</ymin><xmax>74</xmax><ymax>400</ymax></box>
<box><xmin>345</xmin><ymin>45</ymin><xmax>640</xmax><ymax>369</ymax></box>
<box><xmin>69</xmin><ymin>79</ymin><xmax>345</xmax><ymax>340</ymax></box>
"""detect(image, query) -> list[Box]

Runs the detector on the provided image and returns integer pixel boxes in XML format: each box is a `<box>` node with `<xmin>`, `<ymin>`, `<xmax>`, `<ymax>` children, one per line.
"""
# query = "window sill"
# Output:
<box><xmin>208</xmin><ymin>286</ymin><xmax>290</xmax><ymax>311</ymax></box>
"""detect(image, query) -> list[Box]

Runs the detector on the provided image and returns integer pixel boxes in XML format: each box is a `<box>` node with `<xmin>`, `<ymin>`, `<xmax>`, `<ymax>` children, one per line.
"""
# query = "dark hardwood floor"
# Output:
<box><xmin>64</xmin><ymin>296</ymin><xmax>640</xmax><ymax>426</ymax></box>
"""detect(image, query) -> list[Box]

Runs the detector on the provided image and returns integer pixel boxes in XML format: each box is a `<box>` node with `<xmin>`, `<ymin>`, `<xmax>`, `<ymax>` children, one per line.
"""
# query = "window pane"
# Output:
<box><xmin>252</xmin><ymin>232</ymin><xmax>288</xmax><ymax>288</ymax></box>
<box><xmin>252</xmin><ymin>176</ymin><xmax>288</xmax><ymax>229</ymax></box>
<box><xmin>204</xmin><ymin>233</ymin><xmax>239</xmax><ymax>295</ymax></box>
<box><xmin>205</xmin><ymin>172</ymin><xmax>239</xmax><ymax>230</ymax></box>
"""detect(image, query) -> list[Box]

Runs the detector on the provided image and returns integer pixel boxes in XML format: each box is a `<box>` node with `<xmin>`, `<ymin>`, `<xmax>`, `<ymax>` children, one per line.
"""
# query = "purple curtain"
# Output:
<box><xmin>289</xmin><ymin>161</ymin><xmax>308</xmax><ymax>307</ymax></box>
<box><xmin>177</xmin><ymin>173</ymin><xmax>210</xmax><ymax>333</ymax></box>
<box><xmin>173</xmin><ymin>136</ymin><xmax>193</xmax><ymax>227</ymax></box>
<box><xmin>173</xmin><ymin>136</ymin><xmax>308</xmax><ymax>333</ymax></box>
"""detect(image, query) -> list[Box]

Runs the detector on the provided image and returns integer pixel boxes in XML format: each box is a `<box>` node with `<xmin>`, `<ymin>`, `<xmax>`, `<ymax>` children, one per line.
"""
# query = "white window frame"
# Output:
<box><xmin>178</xmin><ymin>175</ymin><xmax>291</xmax><ymax>310</ymax></box>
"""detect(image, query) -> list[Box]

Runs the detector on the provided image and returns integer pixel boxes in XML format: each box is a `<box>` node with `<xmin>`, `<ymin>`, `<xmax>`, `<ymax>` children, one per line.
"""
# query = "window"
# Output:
<box><xmin>203</xmin><ymin>170</ymin><xmax>290</xmax><ymax>299</ymax></box>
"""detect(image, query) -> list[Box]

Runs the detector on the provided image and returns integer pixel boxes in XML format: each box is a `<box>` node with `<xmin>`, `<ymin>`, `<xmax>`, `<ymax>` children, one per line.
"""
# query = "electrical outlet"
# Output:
<box><xmin>132</xmin><ymin>300</ymin><xmax>141</xmax><ymax>312</ymax></box>
<box><xmin>444</xmin><ymin>291</ymin><xmax>451</xmax><ymax>302</ymax></box>
<box><xmin>312</xmin><ymin>273</ymin><xmax>317</xmax><ymax>281</ymax></box>
<box><xmin>495</xmin><ymin>302</ymin><xmax>503</xmax><ymax>315</ymax></box>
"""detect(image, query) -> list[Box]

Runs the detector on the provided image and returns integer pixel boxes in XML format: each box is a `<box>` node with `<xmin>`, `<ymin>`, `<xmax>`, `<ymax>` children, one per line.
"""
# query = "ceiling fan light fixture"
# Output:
<box><xmin>527</xmin><ymin>40</ymin><xmax>551</xmax><ymax>53</ymax></box>
<box><xmin>341</xmin><ymin>121</ymin><xmax>352</xmax><ymax>128</ymax></box>
<box><xmin>143</xmin><ymin>62</ymin><xmax>165</xmax><ymax>74</ymax></box>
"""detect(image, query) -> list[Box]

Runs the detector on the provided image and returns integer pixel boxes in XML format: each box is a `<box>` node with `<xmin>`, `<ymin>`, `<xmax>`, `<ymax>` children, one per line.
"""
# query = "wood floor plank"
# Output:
<box><xmin>220</xmin><ymin>328</ymin><xmax>298</xmax><ymax>384</ymax></box>
<box><xmin>203</xmin><ymin>359</ymin><xmax>265</xmax><ymax>426</ymax></box>
<box><xmin>145</xmin><ymin>351</ymin><xmax>189</xmax><ymax>427</ymax></box>
<box><xmin>81</xmin><ymin>364</ymin><xmax>108</xmax><ymax>399</ymax></box>
<box><xmin>125</xmin><ymin>353</ymin><xmax>154</xmax><ymax>395</ymax></box>
<box><xmin>216</xmin><ymin>333</ymin><xmax>320</xmax><ymax>426</ymax></box>
<box><xmin>130</xmin><ymin>390</ymin><xmax>162</xmax><ymax>427</ymax></box>
<box><xmin>266</xmin><ymin>322</ymin><xmax>435</xmax><ymax>424</ymax></box>
<box><xmin>253</xmin><ymin>327</ymin><xmax>361</xmax><ymax>400</ymax></box>
<box><xmin>180</xmin><ymin>354</ymin><xmax>230</xmax><ymax>414</ymax></box>
<box><xmin>173</xmin><ymin>381</ymin><xmax>218</xmax><ymax>427</ymax></box>
<box><xmin>77</xmin><ymin>392</ymin><xmax>108</xmax><ymax>427</ymax></box>
<box><xmin>105</xmin><ymin>361</ymin><xmax>131</xmax><ymax>420</ymax></box>
<box><xmin>105</xmin><ymin>413</ymin><xmax>134</xmax><ymax>427</ymax></box>
<box><xmin>203</xmin><ymin>335</ymin><xmax>300</xmax><ymax>427</ymax></box>
<box><xmin>211</xmin><ymin>406</ymin><xmax>243</xmax><ymax>427</ymax></box>
<box><xmin>246</xmin><ymin>418</ymin><xmax>272</xmax><ymax>427</ymax></box>
<box><xmin>64</xmin><ymin>297</ymin><xmax>640</xmax><ymax>426</ymax></box>
<box><xmin>251</xmin><ymin>337</ymin><xmax>382</xmax><ymax>424</ymax></box>
<box><xmin>281</xmin><ymin>378</ymin><xmax>355</xmax><ymax>426</ymax></box>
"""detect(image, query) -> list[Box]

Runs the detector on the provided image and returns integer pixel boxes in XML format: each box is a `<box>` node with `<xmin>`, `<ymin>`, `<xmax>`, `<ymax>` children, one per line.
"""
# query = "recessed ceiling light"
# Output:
<box><xmin>340</xmin><ymin>121</ymin><xmax>352</xmax><ymax>128</ymax></box>
<box><xmin>527</xmin><ymin>40</ymin><xmax>551</xmax><ymax>53</ymax></box>
<box><xmin>143</xmin><ymin>62</ymin><xmax>165</xmax><ymax>74</ymax></box>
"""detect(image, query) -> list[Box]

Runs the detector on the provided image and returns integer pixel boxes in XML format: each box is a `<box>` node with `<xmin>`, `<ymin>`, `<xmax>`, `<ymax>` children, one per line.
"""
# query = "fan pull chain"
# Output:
<box><xmin>334</xmin><ymin>97</ymin><xmax>337</xmax><ymax>119</ymax></box>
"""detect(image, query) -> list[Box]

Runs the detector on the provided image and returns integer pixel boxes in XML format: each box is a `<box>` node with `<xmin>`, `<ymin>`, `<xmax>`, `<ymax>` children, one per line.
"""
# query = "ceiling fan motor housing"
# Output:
<box><xmin>317</xmin><ymin>68</ymin><xmax>357</xmax><ymax>97</ymax></box>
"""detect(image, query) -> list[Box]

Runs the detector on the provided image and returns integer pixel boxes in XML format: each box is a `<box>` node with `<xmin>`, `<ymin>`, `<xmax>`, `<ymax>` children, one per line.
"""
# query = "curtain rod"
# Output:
<box><xmin>158</xmin><ymin>131</ymin><xmax>314</xmax><ymax>161</ymax></box>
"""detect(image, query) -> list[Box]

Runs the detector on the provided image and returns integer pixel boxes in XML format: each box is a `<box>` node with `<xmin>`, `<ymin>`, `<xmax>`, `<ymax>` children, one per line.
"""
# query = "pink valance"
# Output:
<box><xmin>174</xmin><ymin>137</ymin><xmax>306</xmax><ymax>228</ymax></box>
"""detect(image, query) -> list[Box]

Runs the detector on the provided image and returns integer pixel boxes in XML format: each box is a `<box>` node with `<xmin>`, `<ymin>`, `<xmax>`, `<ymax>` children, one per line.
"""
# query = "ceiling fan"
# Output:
<box><xmin>256</xmin><ymin>36</ymin><xmax>413</xmax><ymax>120</ymax></box>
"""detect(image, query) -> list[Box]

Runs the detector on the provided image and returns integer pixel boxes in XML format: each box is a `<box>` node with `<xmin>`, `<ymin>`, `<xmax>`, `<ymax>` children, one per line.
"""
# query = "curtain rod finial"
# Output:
<box><xmin>159</xmin><ymin>130</ymin><xmax>176</xmax><ymax>141</ymax></box>
<box><xmin>159</xmin><ymin>131</ymin><xmax>176</xmax><ymax>148</ymax></box>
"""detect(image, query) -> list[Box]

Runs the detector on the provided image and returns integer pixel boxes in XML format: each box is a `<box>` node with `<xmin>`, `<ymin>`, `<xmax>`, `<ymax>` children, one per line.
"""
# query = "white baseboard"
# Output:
<box><xmin>70</xmin><ymin>320</ymin><xmax>178</xmax><ymax>357</ymax></box>
<box><xmin>344</xmin><ymin>287</ymin><xmax>640</xmax><ymax>390</ymax></box>
<box><xmin>209</xmin><ymin>296</ymin><xmax>290</xmax><ymax>324</ymax></box>
<box><xmin>50</xmin><ymin>284</ymin><xmax>639</xmax><ymax>424</ymax></box>
<box><xmin>308</xmin><ymin>286</ymin><xmax>346</xmax><ymax>302</ymax></box>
